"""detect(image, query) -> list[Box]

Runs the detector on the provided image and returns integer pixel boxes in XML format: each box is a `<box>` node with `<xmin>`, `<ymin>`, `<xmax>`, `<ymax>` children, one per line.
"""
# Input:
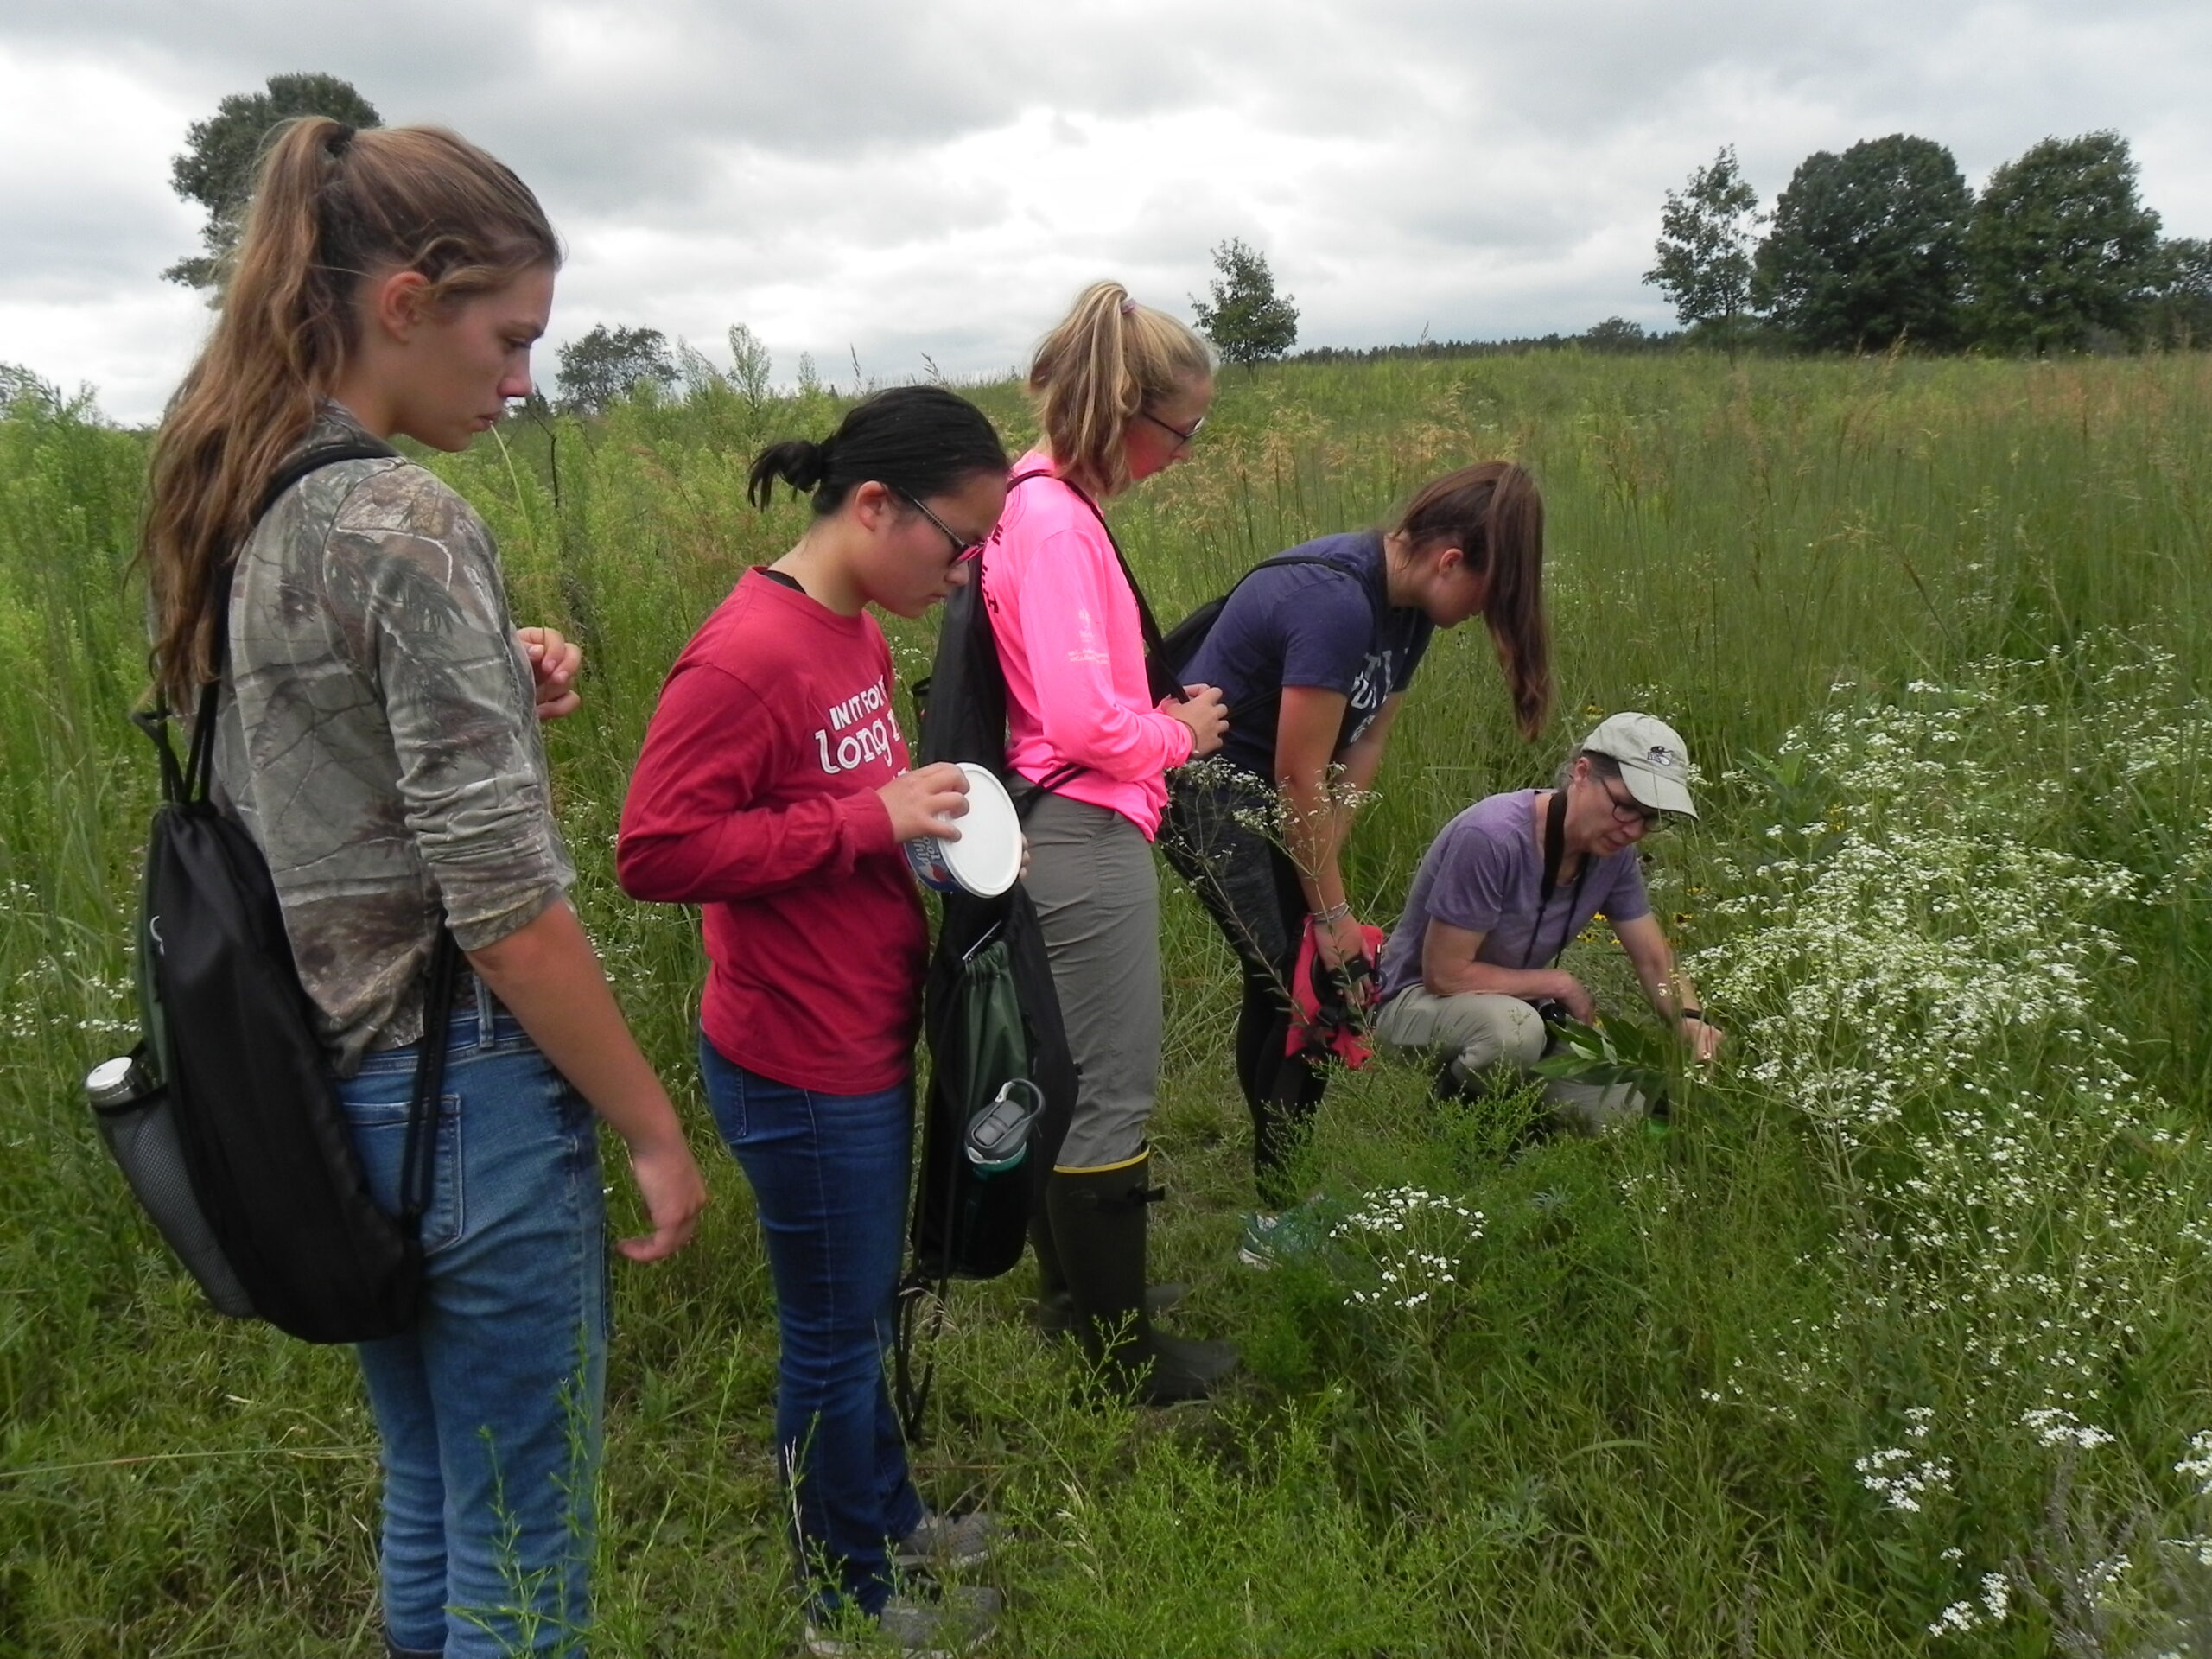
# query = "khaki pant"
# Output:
<box><xmin>1020</xmin><ymin>792</ymin><xmax>1163</xmax><ymax>1171</ymax></box>
<box><xmin>1371</xmin><ymin>987</ymin><xmax>1647</xmax><ymax>1135</ymax></box>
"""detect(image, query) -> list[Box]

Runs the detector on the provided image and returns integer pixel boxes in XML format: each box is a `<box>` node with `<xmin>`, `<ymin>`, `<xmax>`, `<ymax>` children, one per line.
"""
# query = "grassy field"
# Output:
<box><xmin>4</xmin><ymin>348</ymin><xmax>2212</xmax><ymax>1656</ymax></box>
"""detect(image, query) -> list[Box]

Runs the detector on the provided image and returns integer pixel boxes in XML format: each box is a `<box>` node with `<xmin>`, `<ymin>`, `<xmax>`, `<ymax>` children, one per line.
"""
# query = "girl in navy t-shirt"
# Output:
<box><xmin>1161</xmin><ymin>462</ymin><xmax>1552</xmax><ymax>1217</ymax></box>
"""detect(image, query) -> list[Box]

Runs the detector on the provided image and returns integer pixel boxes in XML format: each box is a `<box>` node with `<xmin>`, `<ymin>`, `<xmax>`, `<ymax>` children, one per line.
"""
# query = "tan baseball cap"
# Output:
<box><xmin>1580</xmin><ymin>712</ymin><xmax>1697</xmax><ymax>819</ymax></box>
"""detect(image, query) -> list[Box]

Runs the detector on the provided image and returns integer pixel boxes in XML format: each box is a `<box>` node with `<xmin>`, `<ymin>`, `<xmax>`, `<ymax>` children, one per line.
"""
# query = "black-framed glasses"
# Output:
<box><xmin>1599</xmin><ymin>778</ymin><xmax>1661</xmax><ymax>827</ymax></box>
<box><xmin>1139</xmin><ymin>408</ymin><xmax>1205</xmax><ymax>450</ymax></box>
<box><xmin>894</xmin><ymin>487</ymin><xmax>986</xmax><ymax>563</ymax></box>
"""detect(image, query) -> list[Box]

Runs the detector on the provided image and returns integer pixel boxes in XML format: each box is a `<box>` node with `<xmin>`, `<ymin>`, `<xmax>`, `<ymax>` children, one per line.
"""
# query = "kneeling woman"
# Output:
<box><xmin>618</xmin><ymin>387</ymin><xmax>1007</xmax><ymax>1653</ymax></box>
<box><xmin>1164</xmin><ymin>463</ymin><xmax>1550</xmax><ymax>1220</ymax></box>
<box><xmin>1371</xmin><ymin>713</ymin><xmax>1723</xmax><ymax>1132</ymax></box>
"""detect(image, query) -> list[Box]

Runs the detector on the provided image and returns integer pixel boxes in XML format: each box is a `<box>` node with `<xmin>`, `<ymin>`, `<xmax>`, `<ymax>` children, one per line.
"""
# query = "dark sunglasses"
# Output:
<box><xmin>893</xmin><ymin>487</ymin><xmax>986</xmax><ymax>563</ymax></box>
<box><xmin>1139</xmin><ymin>408</ymin><xmax>1205</xmax><ymax>450</ymax></box>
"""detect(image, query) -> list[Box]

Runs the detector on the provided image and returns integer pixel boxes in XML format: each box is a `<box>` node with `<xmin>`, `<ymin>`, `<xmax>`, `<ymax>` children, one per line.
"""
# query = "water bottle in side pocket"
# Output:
<box><xmin>86</xmin><ymin>1048</ymin><xmax>256</xmax><ymax>1317</ymax></box>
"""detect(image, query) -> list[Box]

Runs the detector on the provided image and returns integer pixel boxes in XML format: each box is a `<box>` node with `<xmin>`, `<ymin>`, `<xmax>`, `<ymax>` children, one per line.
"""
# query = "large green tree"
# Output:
<box><xmin>1965</xmin><ymin>130</ymin><xmax>2163</xmax><ymax>352</ymax></box>
<box><xmin>165</xmin><ymin>73</ymin><xmax>383</xmax><ymax>289</ymax></box>
<box><xmin>556</xmin><ymin>326</ymin><xmax>679</xmax><ymax>416</ymax></box>
<box><xmin>1192</xmin><ymin>238</ymin><xmax>1299</xmax><ymax>368</ymax></box>
<box><xmin>1643</xmin><ymin>146</ymin><xmax>1763</xmax><ymax>334</ymax></box>
<box><xmin>1753</xmin><ymin>135</ymin><xmax>1972</xmax><ymax>352</ymax></box>
<box><xmin>2145</xmin><ymin>238</ymin><xmax>2212</xmax><ymax>348</ymax></box>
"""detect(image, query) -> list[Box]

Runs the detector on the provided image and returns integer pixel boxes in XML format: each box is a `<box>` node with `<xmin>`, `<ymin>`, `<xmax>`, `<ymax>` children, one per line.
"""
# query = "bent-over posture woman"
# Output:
<box><xmin>1162</xmin><ymin>464</ymin><xmax>1550</xmax><ymax>1235</ymax></box>
<box><xmin>139</xmin><ymin>118</ymin><xmax>708</xmax><ymax>1657</ymax></box>
<box><xmin>983</xmin><ymin>282</ymin><xmax>1236</xmax><ymax>1405</ymax></box>
<box><xmin>618</xmin><ymin>386</ymin><xmax>1009</xmax><ymax>1656</ymax></box>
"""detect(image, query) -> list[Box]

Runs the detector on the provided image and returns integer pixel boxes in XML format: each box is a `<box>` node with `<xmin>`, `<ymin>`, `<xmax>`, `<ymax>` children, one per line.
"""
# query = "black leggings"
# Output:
<box><xmin>1162</xmin><ymin>773</ymin><xmax>1327</xmax><ymax>1209</ymax></box>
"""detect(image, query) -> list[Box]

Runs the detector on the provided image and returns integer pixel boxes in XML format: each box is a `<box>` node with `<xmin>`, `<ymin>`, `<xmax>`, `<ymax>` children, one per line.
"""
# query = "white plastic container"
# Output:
<box><xmin>904</xmin><ymin>763</ymin><xmax>1021</xmax><ymax>898</ymax></box>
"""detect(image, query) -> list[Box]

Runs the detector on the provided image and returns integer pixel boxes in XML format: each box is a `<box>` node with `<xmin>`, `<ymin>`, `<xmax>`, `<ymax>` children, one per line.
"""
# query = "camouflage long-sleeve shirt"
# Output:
<box><xmin>213</xmin><ymin>404</ymin><xmax>574</xmax><ymax>1077</ymax></box>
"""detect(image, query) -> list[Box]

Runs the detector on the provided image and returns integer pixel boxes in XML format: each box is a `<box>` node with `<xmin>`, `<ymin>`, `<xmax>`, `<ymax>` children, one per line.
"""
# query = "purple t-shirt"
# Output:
<box><xmin>1377</xmin><ymin>789</ymin><xmax>1651</xmax><ymax>1003</ymax></box>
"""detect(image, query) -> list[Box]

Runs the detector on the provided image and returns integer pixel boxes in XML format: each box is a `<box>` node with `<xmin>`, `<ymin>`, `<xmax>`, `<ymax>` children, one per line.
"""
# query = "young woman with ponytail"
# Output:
<box><xmin>617</xmin><ymin>385</ymin><xmax>1009</xmax><ymax>1656</ymax></box>
<box><xmin>1160</xmin><ymin>464</ymin><xmax>1553</xmax><ymax>1244</ymax></box>
<box><xmin>982</xmin><ymin>282</ymin><xmax>1237</xmax><ymax>1406</ymax></box>
<box><xmin>138</xmin><ymin>118</ymin><xmax>707</xmax><ymax>1656</ymax></box>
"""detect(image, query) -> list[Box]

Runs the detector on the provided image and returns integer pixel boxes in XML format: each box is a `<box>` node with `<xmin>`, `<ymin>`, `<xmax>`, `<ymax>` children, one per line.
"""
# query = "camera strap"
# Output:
<box><xmin>1521</xmin><ymin>787</ymin><xmax>1593</xmax><ymax>971</ymax></box>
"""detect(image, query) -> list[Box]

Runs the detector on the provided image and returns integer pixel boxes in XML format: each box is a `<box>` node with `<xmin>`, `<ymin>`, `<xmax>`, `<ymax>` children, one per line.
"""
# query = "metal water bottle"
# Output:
<box><xmin>86</xmin><ymin>1053</ymin><xmax>158</xmax><ymax>1110</ymax></box>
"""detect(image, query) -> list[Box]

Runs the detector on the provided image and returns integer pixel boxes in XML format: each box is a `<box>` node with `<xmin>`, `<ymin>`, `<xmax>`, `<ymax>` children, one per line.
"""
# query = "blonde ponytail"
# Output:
<box><xmin>1027</xmin><ymin>281</ymin><xmax>1212</xmax><ymax>498</ymax></box>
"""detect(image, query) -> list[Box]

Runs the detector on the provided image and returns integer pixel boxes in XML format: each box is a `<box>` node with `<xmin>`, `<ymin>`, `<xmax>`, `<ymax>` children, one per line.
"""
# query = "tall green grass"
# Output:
<box><xmin>3</xmin><ymin>350</ymin><xmax>2209</xmax><ymax>1655</ymax></box>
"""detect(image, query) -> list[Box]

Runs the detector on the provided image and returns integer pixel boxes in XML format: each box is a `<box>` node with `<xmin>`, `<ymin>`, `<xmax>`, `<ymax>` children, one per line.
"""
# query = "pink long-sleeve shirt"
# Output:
<box><xmin>982</xmin><ymin>450</ymin><xmax>1193</xmax><ymax>838</ymax></box>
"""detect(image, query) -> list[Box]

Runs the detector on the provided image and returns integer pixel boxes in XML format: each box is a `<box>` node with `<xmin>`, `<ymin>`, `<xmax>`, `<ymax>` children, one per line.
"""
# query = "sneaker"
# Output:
<box><xmin>893</xmin><ymin>1509</ymin><xmax>998</xmax><ymax>1572</ymax></box>
<box><xmin>1236</xmin><ymin>1211</ymin><xmax>1284</xmax><ymax>1270</ymax></box>
<box><xmin>1236</xmin><ymin>1197</ymin><xmax>1338</xmax><ymax>1270</ymax></box>
<box><xmin>804</xmin><ymin>1586</ymin><xmax>1001</xmax><ymax>1657</ymax></box>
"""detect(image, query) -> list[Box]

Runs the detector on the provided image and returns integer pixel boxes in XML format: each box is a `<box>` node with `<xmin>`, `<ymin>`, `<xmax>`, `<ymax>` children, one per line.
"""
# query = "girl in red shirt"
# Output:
<box><xmin>619</xmin><ymin>386</ymin><xmax>1007</xmax><ymax>1655</ymax></box>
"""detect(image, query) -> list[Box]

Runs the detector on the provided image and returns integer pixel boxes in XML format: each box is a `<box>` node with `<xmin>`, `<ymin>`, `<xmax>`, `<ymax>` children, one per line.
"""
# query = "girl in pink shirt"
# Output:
<box><xmin>982</xmin><ymin>282</ymin><xmax>1236</xmax><ymax>1405</ymax></box>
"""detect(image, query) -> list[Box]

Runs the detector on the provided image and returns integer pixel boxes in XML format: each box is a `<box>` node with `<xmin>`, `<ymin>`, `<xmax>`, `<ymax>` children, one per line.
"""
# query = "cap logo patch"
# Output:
<box><xmin>1647</xmin><ymin>746</ymin><xmax>1681</xmax><ymax>769</ymax></box>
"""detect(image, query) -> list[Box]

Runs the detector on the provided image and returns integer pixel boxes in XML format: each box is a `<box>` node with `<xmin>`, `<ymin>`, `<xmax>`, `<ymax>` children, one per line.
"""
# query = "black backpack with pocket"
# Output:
<box><xmin>905</xmin><ymin>464</ymin><xmax>1192</xmax><ymax>1286</ymax></box>
<box><xmin>906</xmin><ymin>563</ymin><xmax>1078</xmax><ymax>1284</ymax></box>
<box><xmin>92</xmin><ymin>441</ymin><xmax>461</xmax><ymax>1344</ymax></box>
<box><xmin>1152</xmin><ymin>550</ymin><xmax>1380</xmax><ymax>687</ymax></box>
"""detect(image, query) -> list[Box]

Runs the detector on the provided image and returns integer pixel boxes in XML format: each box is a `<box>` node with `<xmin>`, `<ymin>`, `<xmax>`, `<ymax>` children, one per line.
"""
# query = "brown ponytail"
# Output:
<box><xmin>1027</xmin><ymin>281</ymin><xmax>1212</xmax><ymax>499</ymax></box>
<box><xmin>140</xmin><ymin>118</ymin><xmax>559</xmax><ymax>709</ymax></box>
<box><xmin>1395</xmin><ymin>462</ymin><xmax>1552</xmax><ymax>741</ymax></box>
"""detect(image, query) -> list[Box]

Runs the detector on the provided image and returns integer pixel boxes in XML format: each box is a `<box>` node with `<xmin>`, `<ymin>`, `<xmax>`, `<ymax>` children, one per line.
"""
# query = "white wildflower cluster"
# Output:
<box><xmin>1688</xmin><ymin>634</ymin><xmax>2198</xmax><ymax>1421</ymax></box>
<box><xmin>1329</xmin><ymin>1186</ymin><xmax>1484</xmax><ymax>1313</ymax></box>
<box><xmin>1928</xmin><ymin>1573</ymin><xmax>2012</xmax><ymax>1637</ymax></box>
<box><xmin>3</xmin><ymin>925</ymin><xmax>134</xmax><ymax>1045</ymax></box>
<box><xmin>1177</xmin><ymin>754</ymin><xmax>1376</xmax><ymax>875</ymax></box>
<box><xmin>2177</xmin><ymin>1430</ymin><xmax>2212</xmax><ymax>1497</ymax></box>
<box><xmin>2160</xmin><ymin>1432</ymin><xmax>2212</xmax><ymax>1572</ymax></box>
<box><xmin>2022</xmin><ymin>1406</ymin><xmax>2117</xmax><ymax>1452</ymax></box>
<box><xmin>1855</xmin><ymin>1445</ymin><xmax>1955</xmax><ymax>1513</ymax></box>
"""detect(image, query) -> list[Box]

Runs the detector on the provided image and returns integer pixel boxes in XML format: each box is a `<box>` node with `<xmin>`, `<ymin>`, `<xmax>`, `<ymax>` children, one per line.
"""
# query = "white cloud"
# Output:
<box><xmin>2</xmin><ymin>0</ymin><xmax>2208</xmax><ymax>423</ymax></box>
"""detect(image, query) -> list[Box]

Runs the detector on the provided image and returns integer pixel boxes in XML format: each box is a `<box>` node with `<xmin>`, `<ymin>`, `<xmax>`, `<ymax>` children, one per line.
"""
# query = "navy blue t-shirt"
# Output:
<box><xmin>1181</xmin><ymin>531</ymin><xmax>1435</xmax><ymax>778</ymax></box>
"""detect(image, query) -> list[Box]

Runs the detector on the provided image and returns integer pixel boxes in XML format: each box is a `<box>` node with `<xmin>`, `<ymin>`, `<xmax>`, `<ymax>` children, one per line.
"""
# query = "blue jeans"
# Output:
<box><xmin>341</xmin><ymin>982</ymin><xmax>607</xmax><ymax>1656</ymax></box>
<box><xmin>698</xmin><ymin>1037</ymin><xmax>924</xmax><ymax>1618</ymax></box>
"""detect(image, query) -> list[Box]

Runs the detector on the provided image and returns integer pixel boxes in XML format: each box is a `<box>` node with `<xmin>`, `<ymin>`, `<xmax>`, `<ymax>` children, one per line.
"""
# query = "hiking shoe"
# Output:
<box><xmin>804</xmin><ymin>1586</ymin><xmax>1001</xmax><ymax>1657</ymax></box>
<box><xmin>893</xmin><ymin>1509</ymin><xmax>998</xmax><ymax>1572</ymax></box>
<box><xmin>1236</xmin><ymin>1197</ymin><xmax>1338</xmax><ymax>1270</ymax></box>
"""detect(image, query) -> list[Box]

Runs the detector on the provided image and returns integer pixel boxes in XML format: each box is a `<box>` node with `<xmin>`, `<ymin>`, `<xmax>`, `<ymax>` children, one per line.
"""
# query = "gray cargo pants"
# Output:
<box><xmin>1372</xmin><ymin>986</ymin><xmax>1648</xmax><ymax>1135</ymax></box>
<box><xmin>1020</xmin><ymin>792</ymin><xmax>1163</xmax><ymax>1172</ymax></box>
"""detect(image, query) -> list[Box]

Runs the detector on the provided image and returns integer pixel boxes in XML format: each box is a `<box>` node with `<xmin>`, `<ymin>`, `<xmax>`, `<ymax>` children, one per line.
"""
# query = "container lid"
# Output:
<box><xmin>942</xmin><ymin>764</ymin><xmax>1021</xmax><ymax>897</ymax></box>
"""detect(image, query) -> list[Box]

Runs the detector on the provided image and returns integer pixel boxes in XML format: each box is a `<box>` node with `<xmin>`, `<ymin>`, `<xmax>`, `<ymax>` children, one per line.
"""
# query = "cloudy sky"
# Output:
<box><xmin>2</xmin><ymin>0</ymin><xmax>2207</xmax><ymax>424</ymax></box>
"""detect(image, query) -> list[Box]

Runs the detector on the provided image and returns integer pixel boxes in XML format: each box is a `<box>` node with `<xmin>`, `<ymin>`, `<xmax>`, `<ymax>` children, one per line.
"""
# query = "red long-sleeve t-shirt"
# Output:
<box><xmin>617</xmin><ymin>569</ymin><xmax>926</xmax><ymax>1094</ymax></box>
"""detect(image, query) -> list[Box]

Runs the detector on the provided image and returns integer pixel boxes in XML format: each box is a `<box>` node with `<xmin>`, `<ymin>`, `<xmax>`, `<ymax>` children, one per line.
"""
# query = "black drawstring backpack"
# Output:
<box><xmin>98</xmin><ymin>441</ymin><xmax>462</xmax><ymax>1343</ymax></box>
<box><xmin>902</xmin><ymin>562</ymin><xmax>1079</xmax><ymax>1285</ymax></box>
<box><xmin>1151</xmin><ymin>550</ymin><xmax>1380</xmax><ymax>690</ymax></box>
<box><xmin>905</xmin><ymin>467</ymin><xmax>1168</xmax><ymax>1288</ymax></box>
<box><xmin>898</xmin><ymin>469</ymin><xmax>1172</xmax><ymax>1434</ymax></box>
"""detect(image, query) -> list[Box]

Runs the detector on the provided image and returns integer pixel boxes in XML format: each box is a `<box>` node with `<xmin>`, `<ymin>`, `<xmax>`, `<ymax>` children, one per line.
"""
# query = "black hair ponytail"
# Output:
<box><xmin>747</xmin><ymin>385</ymin><xmax>1007</xmax><ymax>516</ymax></box>
<box><xmin>746</xmin><ymin>439</ymin><xmax>832</xmax><ymax>506</ymax></box>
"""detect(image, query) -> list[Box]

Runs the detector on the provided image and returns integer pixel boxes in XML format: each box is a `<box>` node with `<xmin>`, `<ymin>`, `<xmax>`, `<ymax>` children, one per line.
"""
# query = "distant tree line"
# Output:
<box><xmin>1646</xmin><ymin>133</ymin><xmax>2209</xmax><ymax>354</ymax></box>
<box><xmin>1289</xmin><ymin>316</ymin><xmax>1673</xmax><ymax>366</ymax></box>
<box><xmin>123</xmin><ymin>74</ymin><xmax>2212</xmax><ymax>436</ymax></box>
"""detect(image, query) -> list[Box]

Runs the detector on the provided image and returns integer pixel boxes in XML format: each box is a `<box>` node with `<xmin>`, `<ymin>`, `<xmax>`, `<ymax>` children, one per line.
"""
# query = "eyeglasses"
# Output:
<box><xmin>1139</xmin><ymin>409</ymin><xmax>1205</xmax><ymax>451</ymax></box>
<box><xmin>894</xmin><ymin>487</ymin><xmax>986</xmax><ymax>563</ymax></box>
<box><xmin>1599</xmin><ymin>778</ymin><xmax>1661</xmax><ymax>828</ymax></box>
